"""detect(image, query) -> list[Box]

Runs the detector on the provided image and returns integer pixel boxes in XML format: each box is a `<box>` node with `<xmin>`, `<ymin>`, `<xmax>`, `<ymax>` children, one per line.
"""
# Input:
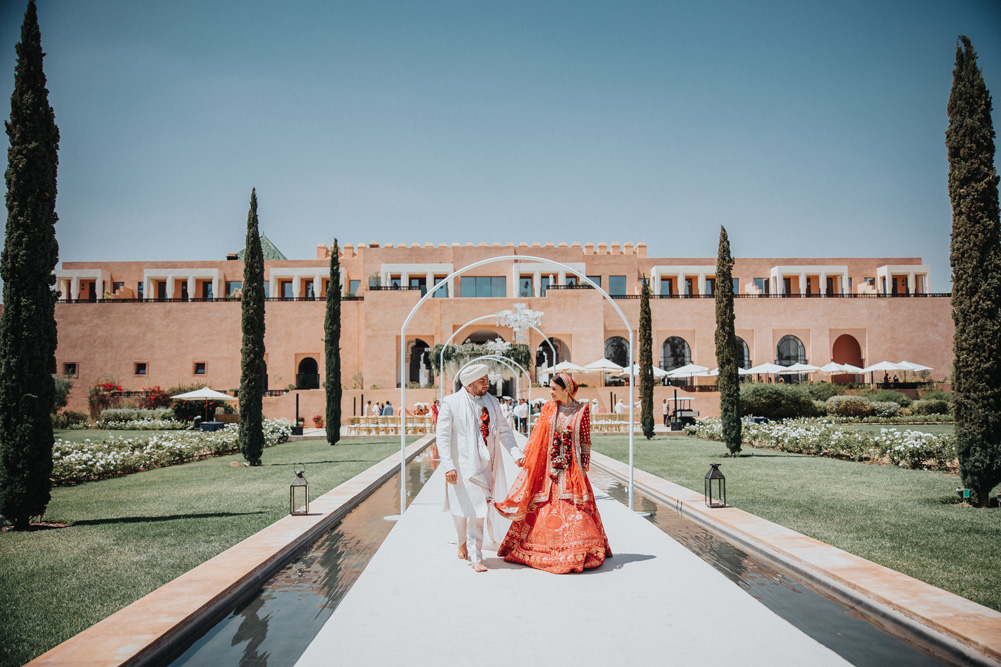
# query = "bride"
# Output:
<box><xmin>494</xmin><ymin>373</ymin><xmax>611</xmax><ymax>573</ymax></box>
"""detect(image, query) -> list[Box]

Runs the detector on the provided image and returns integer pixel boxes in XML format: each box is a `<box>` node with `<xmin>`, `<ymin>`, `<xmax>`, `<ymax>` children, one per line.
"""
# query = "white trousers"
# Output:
<box><xmin>453</xmin><ymin>516</ymin><xmax>485</xmax><ymax>563</ymax></box>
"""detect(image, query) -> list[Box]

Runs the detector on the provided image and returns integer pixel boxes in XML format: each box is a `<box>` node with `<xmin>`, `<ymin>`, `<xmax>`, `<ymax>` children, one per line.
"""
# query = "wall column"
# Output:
<box><xmin>820</xmin><ymin>272</ymin><xmax>827</xmax><ymax>297</ymax></box>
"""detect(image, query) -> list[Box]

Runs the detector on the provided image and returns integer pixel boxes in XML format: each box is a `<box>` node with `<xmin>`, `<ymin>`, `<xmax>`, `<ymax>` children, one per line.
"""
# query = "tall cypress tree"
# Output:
<box><xmin>238</xmin><ymin>189</ymin><xmax>266</xmax><ymax>466</ymax></box>
<box><xmin>715</xmin><ymin>226</ymin><xmax>741</xmax><ymax>456</ymax></box>
<box><xmin>0</xmin><ymin>0</ymin><xmax>60</xmax><ymax>530</ymax></box>
<box><xmin>639</xmin><ymin>277</ymin><xmax>654</xmax><ymax>439</ymax></box>
<box><xmin>947</xmin><ymin>36</ymin><xmax>1001</xmax><ymax>507</ymax></box>
<box><xmin>324</xmin><ymin>239</ymin><xmax>342</xmax><ymax>445</ymax></box>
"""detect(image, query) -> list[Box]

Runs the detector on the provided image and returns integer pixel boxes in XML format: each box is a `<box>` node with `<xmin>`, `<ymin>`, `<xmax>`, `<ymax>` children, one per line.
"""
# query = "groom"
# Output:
<box><xmin>436</xmin><ymin>364</ymin><xmax>524</xmax><ymax>572</ymax></box>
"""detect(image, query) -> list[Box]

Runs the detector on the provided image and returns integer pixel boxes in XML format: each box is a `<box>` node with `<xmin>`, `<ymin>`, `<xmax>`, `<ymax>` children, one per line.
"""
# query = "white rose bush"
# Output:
<box><xmin>52</xmin><ymin>419</ymin><xmax>295</xmax><ymax>484</ymax></box>
<box><xmin>686</xmin><ymin>417</ymin><xmax>956</xmax><ymax>471</ymax></box>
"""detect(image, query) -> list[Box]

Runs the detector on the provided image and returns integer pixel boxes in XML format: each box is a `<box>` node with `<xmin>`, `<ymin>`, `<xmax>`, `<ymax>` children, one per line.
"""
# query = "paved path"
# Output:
<box><xmin>296</xmin><ymin>440</ymin><xmax>850</xmax><ymax>666</ymax></box>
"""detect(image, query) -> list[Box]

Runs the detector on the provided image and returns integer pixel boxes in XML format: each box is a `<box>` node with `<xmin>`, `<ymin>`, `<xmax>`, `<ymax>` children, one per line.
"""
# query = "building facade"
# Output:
<box><xmin>54</xmin><ymin>241</ymin><xmax>949</xmax><ymax>419</ymax></box>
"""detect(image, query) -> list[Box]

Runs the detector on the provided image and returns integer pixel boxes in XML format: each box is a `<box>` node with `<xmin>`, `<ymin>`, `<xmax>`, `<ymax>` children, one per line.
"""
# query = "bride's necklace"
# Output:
<box><xmin>558</xmin><ymin>400</ymin><xmax>577</xmax><ymax>413</ymax></box>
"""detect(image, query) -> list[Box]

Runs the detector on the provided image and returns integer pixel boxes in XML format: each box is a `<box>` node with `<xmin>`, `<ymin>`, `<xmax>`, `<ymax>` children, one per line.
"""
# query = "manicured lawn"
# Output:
<box><xmin>592</xmin><ymin>433</ymin><xmax>1001</xmax><ymax>613</ymax></box>
<box><xmin>0</xmin><ymin>437</ymin><xmax>407</xmax><ymax>667</ymax></box>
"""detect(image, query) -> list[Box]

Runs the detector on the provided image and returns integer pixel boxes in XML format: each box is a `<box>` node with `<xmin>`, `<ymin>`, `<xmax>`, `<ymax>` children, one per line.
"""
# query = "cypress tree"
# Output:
<box><xmin>715</xmin><ymin>226</ymin><xmax>742</xmax><ymax>456</ymax></box>
<box><xmin>238</xmin><ymin>189</ymin><xmax>266</xmax><ymax>466</ymax></box>
<box><xmin>639</xmin><ymin>277</ymin><xmax>654</xmax><ymax>439</ymax></box>
<box><xmin>324</xmin><ymin>239</ymin><xmax>342</xmax><ymax>445</ymax></box>
<box><xmin>947</xmin><ymin>36</ymin><xmax>1001</xmax><ymax>507</ymax></box>
<box><xmin>0</xmin><ymin>0</ymin><xmax>60</xmax><ymax>530</ymax></box>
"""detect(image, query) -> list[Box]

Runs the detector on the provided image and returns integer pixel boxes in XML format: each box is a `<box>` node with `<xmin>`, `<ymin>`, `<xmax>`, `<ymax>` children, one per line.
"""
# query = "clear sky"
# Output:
<box><xmin>2</xmin><ymin>0</ymin><xmax>999</xmax><ymax>291</ymax></box>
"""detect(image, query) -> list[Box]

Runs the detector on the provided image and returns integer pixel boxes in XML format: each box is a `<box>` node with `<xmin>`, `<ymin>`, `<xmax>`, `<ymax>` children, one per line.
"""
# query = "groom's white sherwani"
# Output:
<box><xmin>436</xmin><ymin>388</ymin><xmax>523</xmax><ymax>548</ymax></box>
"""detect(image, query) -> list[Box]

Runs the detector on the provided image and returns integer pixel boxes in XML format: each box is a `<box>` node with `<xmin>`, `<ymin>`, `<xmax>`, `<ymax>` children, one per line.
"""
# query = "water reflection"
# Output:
<box><xmin>169</xmin><ymin>450</ymin><xmax>438</xmax><ymax>667</ymax></box>
<box><xmin>589</xmin><ymin>470</ymin><xmax>946</xmax><ymax>667</ymax></box>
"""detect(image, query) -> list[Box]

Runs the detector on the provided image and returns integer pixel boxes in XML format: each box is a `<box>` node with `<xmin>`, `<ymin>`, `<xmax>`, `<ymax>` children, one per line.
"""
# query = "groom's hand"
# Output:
<box><xmin>445</xmin><ymin>470</ymin><xmax>457</xmax><ymax>484</ymax></box>
<box><xmin>515</xmin><ymin>457</ymin><xmax>525</xmax><ymax>467</ymax></box>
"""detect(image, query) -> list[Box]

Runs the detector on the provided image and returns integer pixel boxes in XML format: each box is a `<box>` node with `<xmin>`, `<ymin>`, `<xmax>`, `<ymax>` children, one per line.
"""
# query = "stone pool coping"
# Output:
<box><xmin>591</xmin><ymin>450</ymin><xmax>1001</xmax><ymax>667</ymax></box>
<box><xmin>27</xmin><ymin>435</ymin><xmax>434</xmax><ymax>667</ymax></box>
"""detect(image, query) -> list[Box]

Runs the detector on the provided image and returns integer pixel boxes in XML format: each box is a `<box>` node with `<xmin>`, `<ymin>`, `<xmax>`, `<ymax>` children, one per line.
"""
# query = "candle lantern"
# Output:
<box><xmin>704</xmin><ymin>463</ymin><xmax>726</xmax><ymax>508</ymax></box>
<box><xmin>290</xmin><ymin>463</ymin><xmax>309</xmax><ymax>515</ymax></box>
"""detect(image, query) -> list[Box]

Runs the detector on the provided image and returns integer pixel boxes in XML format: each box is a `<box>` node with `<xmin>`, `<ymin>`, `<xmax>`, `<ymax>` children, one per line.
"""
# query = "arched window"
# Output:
<box><xmin>604</xmin><ymin>336</ymin><xmax>629</xmax><ymax>368</ymax></box>
<box><xmin>407</xmin><ymin>338</ymin><xmax>432</xmax><ymax>386</ymax></box>
<box><xmin>660</xmin><ymin>336</ymin><xmax>691</xmax><ymax>371</ymax></box>
<box><xmin>297</xmin><ymin>357</ymin><xmax>319</xmax><ymax>390</ymax></box>
<box><xmin>736</xmin><ymin>337</ymin><xmax>751</xmax><ymax>369</ymax></box>
<box><xmin>536</xmin><ymin>337</ymin><xmax>570</xmax><ymax>370</ymax></box>
<box><xmin>776</xmin><ymin>335</ymin><xmax>806</xmax><ymax>366</ymax></box>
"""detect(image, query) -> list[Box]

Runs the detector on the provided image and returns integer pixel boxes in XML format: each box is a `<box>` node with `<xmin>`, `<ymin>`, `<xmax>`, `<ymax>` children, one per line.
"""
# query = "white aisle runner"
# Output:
<box><xmin>295</xmin><ymin>453</ymin><xmax>850</xmax><ymax>667</ymax></box>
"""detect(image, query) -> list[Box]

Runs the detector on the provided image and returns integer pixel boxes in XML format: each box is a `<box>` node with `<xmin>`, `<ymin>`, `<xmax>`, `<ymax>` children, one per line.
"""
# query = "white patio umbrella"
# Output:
<box><xmin>551</xmin><ymin>360</ymin><xmax>588</xmax><ymax>373</ymax></box>
<box><xmin>779</xmin><ymin>362</ymin><xmax>821</xmax><ymax>374</ymax></box>
<box><xmin>862</xmin><ymin>361</ymin><xmax>907</xmax><ymax>373</ymax></box>
<box><xmin>665</xmin><ymin>363</ymin><xmax>709</xmax><ymax>378</ymax></box>
<box><xmin>583</xmin><ymin>358</ymin><xmax>624</xmax><ymax>373</ymax></box>
<box><xmin>708</xmin><ymin>367</ymin><xmax>754</xmax><ymax>376</ymax></box>
<box><xmin>862</xmin><ymin>360</ymin><xmax>908</xmax><ymax>384</ymax></box>
<box><xmin>897</xmin><ymin>360</ymin><xmax>933</xmax><ymax>372</ymax></box>
<box><xmin>838</xmin><ymin>363</ymin><xmax>865</xmax><ymax>373</ymax></box>
<box><xmin>819</xmin><ymin>362</ymin><xmax>846</xmax><ymax>373</ymax></box>
<box><xmin>619</xmin><ymin>363</ymin><xmax>670</xmax><ymax>378</ymax></box>
<box><xmin>747</xmin><ymin>362</ymin><xmax>786</xmax><ymax>374</ymax></box>
<box><xmin>170</xmin><ymin>386</ymin><xmax>237</xmax><ymax>421</ymax></box>
<box><xmin>581</xmin><ymin>357</ymin><xmax>624</xmax><ymax>387</ymax></box>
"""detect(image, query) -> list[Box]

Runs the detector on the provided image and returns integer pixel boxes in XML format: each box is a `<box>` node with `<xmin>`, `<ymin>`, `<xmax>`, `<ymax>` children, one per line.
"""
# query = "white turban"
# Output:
<box><xmin>459</xmin><ymin>364</ymin><xmax>490</xmax><ymax>386</ymax></box>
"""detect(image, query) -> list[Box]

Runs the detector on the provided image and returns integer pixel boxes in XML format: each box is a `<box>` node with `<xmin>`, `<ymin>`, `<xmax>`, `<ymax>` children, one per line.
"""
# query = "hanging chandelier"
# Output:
<box><xmin>496</xmin><ymin>303</ymin><xmax>543</xmax><ymax>343</ymax></box>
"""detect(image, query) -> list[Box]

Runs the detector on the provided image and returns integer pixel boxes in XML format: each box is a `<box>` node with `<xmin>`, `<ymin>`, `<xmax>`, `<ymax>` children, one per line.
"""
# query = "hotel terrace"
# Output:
<box><xmin>53</xmin><ymin>241</ymin><xmax>949</xmax><ymax>419</ymax></box>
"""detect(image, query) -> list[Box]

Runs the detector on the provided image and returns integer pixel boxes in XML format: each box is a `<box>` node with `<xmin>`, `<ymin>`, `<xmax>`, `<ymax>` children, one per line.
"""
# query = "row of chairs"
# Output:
<box><xmin>344</xmin><ymin>415</ymin><xmax>435</xmax><ymax>436</ymax></box>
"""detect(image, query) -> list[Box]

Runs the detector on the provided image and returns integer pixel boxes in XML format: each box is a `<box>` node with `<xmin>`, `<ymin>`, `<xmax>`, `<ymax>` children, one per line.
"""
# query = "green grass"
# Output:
<box><xmin>0</xmin><ymin>436</ymin><xmax>407</xmax><ymax>667</ymax></box>
<box><xmin>592</xmin><ymin>433</ymin><xmax>1001</xmax><ymax>613</ymax></box>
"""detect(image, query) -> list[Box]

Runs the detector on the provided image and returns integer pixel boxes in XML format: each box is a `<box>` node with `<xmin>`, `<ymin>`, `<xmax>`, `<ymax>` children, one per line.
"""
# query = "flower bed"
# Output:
<box><xmin>96</xmin><ymin>417</ymin><xmax>188</xmax><ymax>431</ymax></box>
<box><xmin>52</xmin><ymin>419</ymin><xmax>294</xmax><ymax>484</ymax></box>
<box><xmin>685</xmin><ymin>417</ymin><xmax>957</xmax><ymax>471</ymax></box>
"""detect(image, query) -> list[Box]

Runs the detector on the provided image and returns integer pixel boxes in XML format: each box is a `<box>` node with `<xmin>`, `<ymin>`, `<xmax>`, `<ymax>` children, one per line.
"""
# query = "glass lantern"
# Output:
<box><xmin>290</xmin><ymin>463</ymin><xmax>309</xmax><ymax>515</ymax></box>
<box><xmin>704</xmin><ymin>463</ymin><xmax>726</xmax><ymax>508</ymax></box>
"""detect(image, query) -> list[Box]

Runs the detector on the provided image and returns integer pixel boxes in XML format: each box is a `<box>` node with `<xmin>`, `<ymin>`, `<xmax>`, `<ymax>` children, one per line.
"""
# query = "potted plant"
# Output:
<box><xmin>312</xmin><ymin>415</ymin><xmax>324</xmax><ymax>427</ymax></box>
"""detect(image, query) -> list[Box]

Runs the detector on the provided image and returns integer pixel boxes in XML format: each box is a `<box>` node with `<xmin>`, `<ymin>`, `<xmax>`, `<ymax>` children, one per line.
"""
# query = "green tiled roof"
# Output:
<box><xmin>236</xmin><ymin>235</ymin><xmax>287</xmax><ymax>261</ymax></box>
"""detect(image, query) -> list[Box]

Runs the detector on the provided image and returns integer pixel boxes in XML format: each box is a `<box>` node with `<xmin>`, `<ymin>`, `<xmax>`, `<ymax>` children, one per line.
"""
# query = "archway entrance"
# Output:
<box><xmin>407</xmin><ymin>338</ymin><xmax>432</xmax><ymax>387</ymax></box>
<box><xmin>832</xmin><ymin>334</ymin><xmax>863</xmax><ymax>384</ymax></box>
<box><xmin>296</xmin><ymin>357</ymin><xmax>319</xmax><ymax>390</ymax></box>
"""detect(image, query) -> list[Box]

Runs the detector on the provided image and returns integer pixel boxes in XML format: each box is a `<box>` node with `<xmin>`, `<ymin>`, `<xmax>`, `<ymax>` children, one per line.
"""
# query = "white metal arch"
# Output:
<box><xmin>438</xmin><ymin>313</ymin><xmax>556</xmax><ymax>404</ymax></box>
<box><xmin>397</xmin><ymin>255</ymin><xmax>635</xmax><ymax>515</ymax></box>
<box><xmin>452</xmin><ymin>353</ymin><xmax>534</xmax><ymax>432</ymax></box>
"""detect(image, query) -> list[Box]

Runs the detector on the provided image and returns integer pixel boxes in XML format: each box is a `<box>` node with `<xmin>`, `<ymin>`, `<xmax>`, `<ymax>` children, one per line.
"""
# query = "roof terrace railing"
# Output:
<box><xmin>54</xmin><ymin>291</ymin><xmax>951</xmax><ymax>303</ymax></box>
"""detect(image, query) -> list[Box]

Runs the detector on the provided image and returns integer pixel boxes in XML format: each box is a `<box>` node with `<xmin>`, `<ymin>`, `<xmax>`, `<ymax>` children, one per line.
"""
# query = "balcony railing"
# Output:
<box><xmin>55</xmin><ymin>291</ymin><xmax>951</xmax><ymax>304</ymax></box>
<box><xmin>56</xmin><ymin>295</ymin><xmax>365</xmax><ymax>303</ymax></box>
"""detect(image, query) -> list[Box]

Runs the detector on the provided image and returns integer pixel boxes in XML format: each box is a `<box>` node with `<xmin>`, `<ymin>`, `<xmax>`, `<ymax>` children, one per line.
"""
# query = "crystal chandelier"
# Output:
<box><xmin>496</xmin><ymin>303</ymin><xmax>543</xmax><ymax>343</ymax></box>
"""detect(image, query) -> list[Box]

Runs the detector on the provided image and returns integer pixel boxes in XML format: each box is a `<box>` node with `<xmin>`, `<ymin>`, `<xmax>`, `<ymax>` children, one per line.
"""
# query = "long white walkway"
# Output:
<box><xmin>295</xmin><ymin>445</ymin><xmax>850</xmax><ymax>667</ymax></box>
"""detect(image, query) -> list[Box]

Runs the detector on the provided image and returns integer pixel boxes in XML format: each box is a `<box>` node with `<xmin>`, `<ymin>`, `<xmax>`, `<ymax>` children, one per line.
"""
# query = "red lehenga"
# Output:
<box><xmin>495</xmin><ymin>400</ymin><xmax>611</xmax><ymax>574</ymax></box>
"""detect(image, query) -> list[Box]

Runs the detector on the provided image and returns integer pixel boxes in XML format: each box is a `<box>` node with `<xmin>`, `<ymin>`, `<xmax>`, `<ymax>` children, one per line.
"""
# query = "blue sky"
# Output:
<box><xmin>2</xmin><ymin>0</ymin><xmax>999</xmax><ymax>291</ymax></box>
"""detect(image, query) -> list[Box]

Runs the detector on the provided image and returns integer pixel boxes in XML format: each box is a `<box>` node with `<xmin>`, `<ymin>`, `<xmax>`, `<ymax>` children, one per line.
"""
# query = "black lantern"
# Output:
<box><xmin>704</xmin><ymin>463</ymin><xmax>726</xmax><ymax>508</ymax></box>
<box><xmin>290</xmin><ymin>463</ymin><xmax>309</xmax><ymax>515</ymax></box>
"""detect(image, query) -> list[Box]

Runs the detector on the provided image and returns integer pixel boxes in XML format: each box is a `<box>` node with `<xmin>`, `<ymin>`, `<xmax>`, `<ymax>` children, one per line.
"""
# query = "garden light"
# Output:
<box><xmin>704</xmin><ymin>463</ymin><xmax>726</xmax><ymax>508</ymax></box>
<box><xmin>290</xmin><ymin>463</ymin><xmax>309</xmax><ymax>515</ymax></box>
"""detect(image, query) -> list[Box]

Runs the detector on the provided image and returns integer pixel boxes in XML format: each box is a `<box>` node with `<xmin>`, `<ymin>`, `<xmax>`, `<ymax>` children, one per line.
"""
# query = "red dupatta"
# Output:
<box><xmin>495</xmin><ymin>400</ymin><xmax>591</xmax><ymax>521</ymax></box>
